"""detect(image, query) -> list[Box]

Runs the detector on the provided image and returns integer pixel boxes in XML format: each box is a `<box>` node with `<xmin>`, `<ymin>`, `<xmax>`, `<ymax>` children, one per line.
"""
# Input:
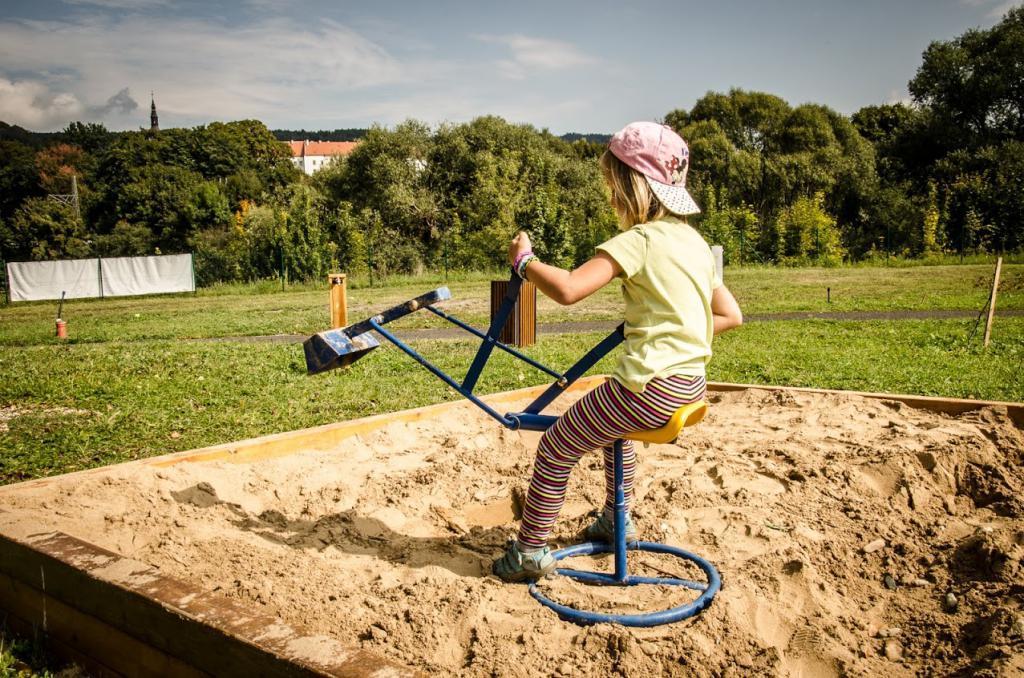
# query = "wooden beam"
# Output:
<box><xmin>0</xmin><ymin>526</ymin><xmax>419</xmax><ymax>677</ymax></box>
<box><xmin>0</xmin><ymin>377</ymin><xmax>608</xmax><ymax>492</ymax></box>
<box><xmin>3</xmin><ymin>376</ymin><xmax>1021</xmax><ymax>496</ymax></box>
<box><xmin>0</xmin><ymin>571</ymin><xmax>200</xmax><ymax>678</ymax></box>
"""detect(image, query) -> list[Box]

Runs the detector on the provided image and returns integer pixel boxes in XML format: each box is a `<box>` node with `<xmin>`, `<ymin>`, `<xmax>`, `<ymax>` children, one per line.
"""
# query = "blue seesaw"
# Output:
<box><xmin>303</xmin><ymin>272</ymin><xmax>720</xmax><ymax>627</ymax></box>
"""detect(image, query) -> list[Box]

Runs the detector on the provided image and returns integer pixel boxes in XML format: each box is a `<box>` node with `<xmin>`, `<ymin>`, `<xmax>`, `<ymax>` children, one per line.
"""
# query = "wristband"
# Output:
<box><xmin>517</xmin><ymin>254</ymin><xmax>538</xmax><ymax>280</ymax></box>
<box><xmin>512</xmin><ymin>250</ymin><xmax>534</xmax><ymax>272</ymax></box>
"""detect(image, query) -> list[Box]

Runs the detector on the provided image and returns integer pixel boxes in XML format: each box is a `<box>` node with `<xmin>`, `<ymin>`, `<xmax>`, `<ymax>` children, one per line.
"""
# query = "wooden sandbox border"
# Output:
<box><xmin>0</xmin><ymin>377</ymin><xmax>1020</xmax><ymax>676</ymax></box>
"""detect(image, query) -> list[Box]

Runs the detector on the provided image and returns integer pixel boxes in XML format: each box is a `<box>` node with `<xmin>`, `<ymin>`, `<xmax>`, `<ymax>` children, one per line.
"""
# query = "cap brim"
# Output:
<box><xmin>646</xmin><ymin>176</ymin><xmax>701</xmax><ymax>216</ymax></box>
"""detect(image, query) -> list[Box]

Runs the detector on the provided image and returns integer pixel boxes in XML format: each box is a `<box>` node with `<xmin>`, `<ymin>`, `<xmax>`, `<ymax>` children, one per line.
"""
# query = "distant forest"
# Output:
<box><xmin>269</xmin><ymin>128</ymin><xmax>610</xmax><ymax>144</ymax></box>
<box><xmin>1</xmin><ymin>9</ymin><xmax>1021</xmax><ymax>286</ymax></box>
<box><xmin>1</xmin><ymin>123</ymin><xmax>611</xmax><ymax>147</ymax></box>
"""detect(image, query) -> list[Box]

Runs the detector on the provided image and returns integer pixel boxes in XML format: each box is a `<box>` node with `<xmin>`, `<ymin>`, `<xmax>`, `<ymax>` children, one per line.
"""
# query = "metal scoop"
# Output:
<box><xmin>303</xmin><ymin>287</ymin><xmax>451</xmax><ymax>374</ymax></box>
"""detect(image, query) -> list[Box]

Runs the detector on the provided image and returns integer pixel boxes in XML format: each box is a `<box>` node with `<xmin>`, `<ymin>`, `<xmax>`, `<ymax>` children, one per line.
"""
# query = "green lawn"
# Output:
<box><xmin>2</xmin><ymin>317</ymin><xmax>1021</xmax><ymax>484</ymax></box>
<box><xmin>1</xmin><ymin>262</ymin><xmax>1022</xmax><ymax>484</ymax></box>
<box><xmin>1</xmin><ymin>263</ymin><xmax>1020</xmax><ymax>346</ymax></box>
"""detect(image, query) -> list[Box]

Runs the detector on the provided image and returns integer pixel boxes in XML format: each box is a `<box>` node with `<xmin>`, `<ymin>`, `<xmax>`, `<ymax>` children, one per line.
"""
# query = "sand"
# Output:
<box><xmin>1</xmin><ymin>387</ymin><xmax>1022</xmax><ymax>677</ymax></box>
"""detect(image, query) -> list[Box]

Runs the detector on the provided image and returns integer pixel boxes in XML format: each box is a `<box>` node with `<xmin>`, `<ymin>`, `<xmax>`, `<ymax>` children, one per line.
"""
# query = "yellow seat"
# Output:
<box><xmin>624</xmin><ymin>401</ymin><xmax>707</xmax><ymax>445</ymax></box>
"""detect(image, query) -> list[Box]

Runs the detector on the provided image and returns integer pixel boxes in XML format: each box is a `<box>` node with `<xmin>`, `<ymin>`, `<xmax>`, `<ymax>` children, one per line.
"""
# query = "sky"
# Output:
<box><xmin>0</xmin><ymin>0</ymin><xmax>1019</xmax><ymax>134</ymax></box>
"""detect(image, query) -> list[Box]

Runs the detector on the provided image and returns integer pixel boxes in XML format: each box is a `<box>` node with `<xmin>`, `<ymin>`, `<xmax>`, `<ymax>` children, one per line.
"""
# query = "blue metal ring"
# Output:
<box><xmin>528</xmin><ymin>540</ymin><xmax>721</xmax><ymax>627</ymax></box>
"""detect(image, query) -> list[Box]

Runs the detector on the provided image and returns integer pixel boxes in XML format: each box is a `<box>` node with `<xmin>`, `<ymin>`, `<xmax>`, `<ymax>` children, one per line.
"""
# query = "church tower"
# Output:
<box><xmin>150</xmin><ymin>93</ymin><xmax>159</xmax><ymax>132</ymax></box>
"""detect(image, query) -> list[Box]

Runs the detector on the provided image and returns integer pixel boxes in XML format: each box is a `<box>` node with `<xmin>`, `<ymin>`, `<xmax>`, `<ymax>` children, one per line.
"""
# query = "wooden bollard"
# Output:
<box><xmin>329</xmin><ymin>273</ymin><xmax>348</xmax><ymax>329</ymax></box>
<box><xmin>490</xmin><ymin>279</ymin><xmax>536</xmax><ymax>347</ymax></box>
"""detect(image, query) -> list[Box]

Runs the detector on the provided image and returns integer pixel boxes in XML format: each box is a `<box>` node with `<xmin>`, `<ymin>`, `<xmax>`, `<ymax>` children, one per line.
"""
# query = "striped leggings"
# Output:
<box><xmin>517</xmin><ymin>374</ymin><xmax>707</xmax><ymax>549</ymax></box>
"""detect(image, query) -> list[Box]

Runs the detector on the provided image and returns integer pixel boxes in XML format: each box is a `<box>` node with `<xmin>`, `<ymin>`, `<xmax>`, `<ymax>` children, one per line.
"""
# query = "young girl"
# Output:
<box><xmin>493</xmin><ymin>121</ymin><xmax>743</xmax><ymax>582</ymax></box>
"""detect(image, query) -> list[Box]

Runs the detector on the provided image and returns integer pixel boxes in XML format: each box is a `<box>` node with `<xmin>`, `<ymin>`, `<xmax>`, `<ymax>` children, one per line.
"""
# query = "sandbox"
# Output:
<box><xmin>1</xmin><ymin>377</ymin><xmax>1023</xmax><ymax>676</ymax></box>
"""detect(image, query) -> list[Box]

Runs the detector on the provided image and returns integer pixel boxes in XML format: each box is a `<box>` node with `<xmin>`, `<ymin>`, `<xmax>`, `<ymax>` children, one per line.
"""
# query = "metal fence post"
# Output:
<box><xmin>1</xmin><ymin>258</ymin><xmax>9</xmax><ymax>305</ymax></box>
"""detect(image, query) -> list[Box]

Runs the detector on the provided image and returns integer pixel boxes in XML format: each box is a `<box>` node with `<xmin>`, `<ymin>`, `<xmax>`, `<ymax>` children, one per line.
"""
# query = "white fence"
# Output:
<box><xmin>5</xmin><ymin>254</ymin><xmax>195</xmax><ymax>302</ymax></box>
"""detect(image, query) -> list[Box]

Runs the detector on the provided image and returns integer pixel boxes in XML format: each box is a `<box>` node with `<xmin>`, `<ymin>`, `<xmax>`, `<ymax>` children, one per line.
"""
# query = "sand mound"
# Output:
<box><xmin>2</xmin><ymin>389</ymin><xmax>1023</xmax><ymax>676</ymax></box>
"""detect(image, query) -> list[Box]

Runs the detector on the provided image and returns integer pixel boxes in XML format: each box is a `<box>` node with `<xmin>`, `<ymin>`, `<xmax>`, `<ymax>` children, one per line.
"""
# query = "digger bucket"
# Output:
<box><xmin>303</xmin><ymin>329</ymin><xmax>381</xmax><ymax>373</ymax></box>
<box><xmin>303</xmin><ymin>286</ymin><xmax>452</xmax><ymax>375</ymax></box>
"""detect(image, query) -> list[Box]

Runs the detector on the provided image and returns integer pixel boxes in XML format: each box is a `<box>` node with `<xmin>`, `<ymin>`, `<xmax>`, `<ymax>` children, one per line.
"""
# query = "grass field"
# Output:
<box><xmin>0</xmin><ymin>262</ymin><xmax>1022</xmax><ymax>485</ymax></box>
<box><xmin>1</xmin><ymin>263</ymin><xmax>1021</xmax><ymax>346</ymax></box>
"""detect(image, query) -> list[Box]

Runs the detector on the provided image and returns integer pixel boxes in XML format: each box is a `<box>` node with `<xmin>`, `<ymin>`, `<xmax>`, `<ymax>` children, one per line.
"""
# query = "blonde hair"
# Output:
<box><xmin>599</xmin><ymin>150</ymin><xmax>670</xmax><ymax>230</ymax></box>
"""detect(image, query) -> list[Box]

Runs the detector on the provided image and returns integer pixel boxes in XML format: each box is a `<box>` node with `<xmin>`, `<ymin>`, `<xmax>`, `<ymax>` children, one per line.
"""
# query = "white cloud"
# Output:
<box><xmin>63</xmin><ymin>0</ymin><xmax>170</xmax><ymax>9</ymax></box>
<box><xmin>960</xmin><ymin>0</ymin><xmax>1021</xmax><ymax>18</ymax></box>
<box><xmin>0</xmin><ymin>15</ymin><xmax>417</xmax><ymax>129</ymax></box>
<box><xmin>885</xmin><ymin>89</ymin><xmax>912</xmax><ymax>106</ymax></box>
<box><xmin>0</xmin><ymin>78</ymin><xmax>85</xmax><ymax>129</ymax></box>
<box><xmin>475</xmin><ymin>34</ymin><xmax>597</xmax><ymax>80</ymax></box>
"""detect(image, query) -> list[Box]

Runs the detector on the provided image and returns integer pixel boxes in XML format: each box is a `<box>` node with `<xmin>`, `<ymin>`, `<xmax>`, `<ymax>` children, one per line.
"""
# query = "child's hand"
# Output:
<box><xmin>508</xmin><ymin>231</ymin><xmax>533</xmax><ymax>265</ymax></box>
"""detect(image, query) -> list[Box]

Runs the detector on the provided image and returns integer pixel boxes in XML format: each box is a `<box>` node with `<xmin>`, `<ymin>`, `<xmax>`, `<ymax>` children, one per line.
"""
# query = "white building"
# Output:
<box><xmin>286</xmin><ymin>140</ymin><xmax>359</xmax><ymax>175</ymax></box>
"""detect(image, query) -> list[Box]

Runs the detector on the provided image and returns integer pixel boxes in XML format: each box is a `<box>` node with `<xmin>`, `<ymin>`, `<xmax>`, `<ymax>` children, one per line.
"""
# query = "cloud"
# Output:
<box><xmin>0</xmin><ymin>15</ymin><xmax>417</xmax><ymax>129</ymax></box>
<box><xmin>885</xmin><ymin>89</ymin><xmax>912</xmax><ymax>106</ymax></box>
<box><xmin>0</xmin><ymin>78</ymin><xmax>85</xmax><ymax>128</ymax></box>
<box><xmin>475</xmin><ymin>34</ymin><xmax>597</xmax><ymax>79</ymax></box>
<box><xmin>63</xmin><ymin>0</ymin><xmax>170</xmax><ymax>9</ymax></box>
<box><xmin>960</xmin><ymin>0</ymin><xmax>1021</xmax><ymax>18</ymax></box>
<box><xmin>0</xmin><ymin>78</ymin><xmax>141</xmax><ymax>129</ymax></box>
<box><xmin>91</xmin><ymin>87</ymin><xmax>138</xmax><ymax>117</ymax></box>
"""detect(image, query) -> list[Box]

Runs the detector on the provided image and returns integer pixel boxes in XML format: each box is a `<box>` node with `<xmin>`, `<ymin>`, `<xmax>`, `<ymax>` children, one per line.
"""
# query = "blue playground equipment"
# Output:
<box><xmin>304</xmin><ymin>272</ymin><xmax>720</xmax><ymax>627</ymax></box>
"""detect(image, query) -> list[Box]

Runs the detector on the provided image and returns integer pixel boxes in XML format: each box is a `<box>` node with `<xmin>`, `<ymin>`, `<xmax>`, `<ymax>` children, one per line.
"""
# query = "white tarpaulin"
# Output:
<box><xmin>6</xmin><ymin>258</ymin><xmax>101</xmax><ymax>302</ymax></box>
<box><xmin>100</xmin><ymin>254</ymin><xmax>194</xmax><ymax>298</ymax></box>
<box><xmin>6</xmin><ymin>254</ymin><xmax>194</xmax><ymax>302</ymax></box>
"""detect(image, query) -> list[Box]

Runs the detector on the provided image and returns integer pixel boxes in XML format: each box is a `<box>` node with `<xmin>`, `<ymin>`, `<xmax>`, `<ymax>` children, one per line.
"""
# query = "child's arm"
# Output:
<box><xmin>508</xmin><ymin>232</ymin><xmax>620</xmax><ymax>305</ymax></box>
<box><xmin>711</xmin><ymin>285</ymin><xmax>743</xmax><ymax>335</ymax></box>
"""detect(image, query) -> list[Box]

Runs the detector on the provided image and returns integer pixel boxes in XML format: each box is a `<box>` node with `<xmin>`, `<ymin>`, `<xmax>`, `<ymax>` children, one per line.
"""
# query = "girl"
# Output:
<box><xmin>493</xmin><ymin>121</ymin><xmax>743</xmax><ymax>582</ymax></box>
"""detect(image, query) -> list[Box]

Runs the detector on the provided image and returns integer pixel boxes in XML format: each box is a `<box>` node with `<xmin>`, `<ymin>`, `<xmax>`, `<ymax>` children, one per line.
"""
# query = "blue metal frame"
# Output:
<box><xmin>305</xmin><ymin>269</ymin><xmax>617</xmax><ymax>416</ymax></box>
<box><xmin>522</xmin><ymin>324</ymin><xmax>624</xmax><ymax>414</ymax></box>
<box><xmin>306</xmin><ymin>270</ymin><xmax>720</xmax><ymax>627</ymax></box>
<box><xmin>369</xmin><ymin>319</ymin><xmax>517</xmax><ymax>429</ymax></box>
<box><xmin>527</xmin><ymin>439</ymin><xmax>721</xmax><ymax>626</ymax></box>
<box><xmin>424</xmin><ymin>305</ymin><xmax>565</xmax><ymax>383</ymax></box>
<box><xmin>461</xmin><ymin>273</ymin><xmax>522</xmax><ymax>392</ymax></box>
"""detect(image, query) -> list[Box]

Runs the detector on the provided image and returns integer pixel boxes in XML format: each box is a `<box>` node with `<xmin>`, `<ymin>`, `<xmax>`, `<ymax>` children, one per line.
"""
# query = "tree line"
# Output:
<box><xmin>0</xmin><ymin>9</ymin><xmax>1021</xmax><ymax>286</ymax></box>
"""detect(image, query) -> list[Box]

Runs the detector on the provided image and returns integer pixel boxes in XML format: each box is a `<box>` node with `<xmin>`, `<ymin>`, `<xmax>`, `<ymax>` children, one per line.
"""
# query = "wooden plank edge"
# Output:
<box><xmin>2</xmin><ymin>377</ymin><xmax>1018</xmax><ymax>497</ymax></box>
<box><xmin>0</xmin><ymin>376</ymin><xmax>608</xmax><ymax>492</ymax></box>
<box><xmin>0</xmin><ymin>527</ymin><xmax>419</xmax><ymax>677</ymax></box>
<box><xmin>0</xmin><ymin>570</ymin><xmax>201</xmax><ymax>678</ymax></box>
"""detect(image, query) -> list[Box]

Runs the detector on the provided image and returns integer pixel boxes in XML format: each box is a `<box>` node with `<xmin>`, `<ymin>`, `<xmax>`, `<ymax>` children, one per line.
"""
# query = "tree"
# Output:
<box><xmin>61</xmin><ymin>122</ymin><xmax>112</xmax><ymax>154</ymax></box>
<box><xmin>0</xmin><ymin>141</ymin><xmax>41</xmax><ymax>222</ymax></box>
<box><xmin>910</xmin><ymin>7</ymin><xmax>1024</xmax><ymax>146</ymax></box>
<box><xmin>35</xmin><ymin>143</ymin><xmax>87</xmax><ymax>194</ymax></box>
<box><xmin>670</xmin><ymin>90</ymin><xmax>876</xmax><ymax>260</ymax></box>
<box><xmin>1</xmin><ymin>197</ymin><xmax>90</xmax><ymax>261</ymax></box>
<box><xmin>114</xmin><ymin>165</ymin><xmax>229</xmax><ymax>252</ymax></box>
<box><xmin>93</xmin><ymin>221</ymin><xmax>156</xmax><ymax>257</ymax></box>
<box><xmin>900</xmin><ymin>8</ymin><xmax>1024</xmax><ymax>253</ymax></box>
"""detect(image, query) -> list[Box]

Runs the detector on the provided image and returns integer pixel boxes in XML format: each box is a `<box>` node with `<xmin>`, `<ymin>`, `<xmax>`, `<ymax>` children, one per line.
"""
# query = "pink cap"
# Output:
<box><xmin>608</xmin><ymin>121</ymin><xmax>700</xmax><ymax>216</ymax></box>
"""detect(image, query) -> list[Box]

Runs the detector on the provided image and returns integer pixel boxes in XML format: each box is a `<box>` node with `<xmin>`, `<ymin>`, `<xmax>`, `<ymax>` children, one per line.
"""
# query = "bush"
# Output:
<box><xmin>775</xmin><ymin>193</ymin><xmax>845</xmax><ymax>266</ymax></box>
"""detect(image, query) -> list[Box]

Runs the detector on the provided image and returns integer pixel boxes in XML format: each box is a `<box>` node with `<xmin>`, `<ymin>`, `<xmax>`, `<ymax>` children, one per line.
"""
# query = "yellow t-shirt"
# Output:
<box><xmin>596</xmin><ymin>216</ymin><xmax>722</xmax><ymax>392</ymax></box>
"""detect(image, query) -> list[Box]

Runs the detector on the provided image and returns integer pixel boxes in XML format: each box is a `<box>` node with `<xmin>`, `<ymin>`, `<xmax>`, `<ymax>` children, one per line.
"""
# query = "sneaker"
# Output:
<box><xmin>492</xmin><ymin>541</ymin><xmax>557</xmax><ymax>583</ymax></box>
<box><xmin>585</xmin><ymin>510</ymin><xmax>639</xmax><ymax>544</ymax></box>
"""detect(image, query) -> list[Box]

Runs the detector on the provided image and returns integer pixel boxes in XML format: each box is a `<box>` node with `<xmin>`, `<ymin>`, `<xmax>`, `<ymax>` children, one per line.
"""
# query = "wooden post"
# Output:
<box><xmin>328</xmin><ymin>273</ymin><xmax>347</xmax><ymax>329</ymax></box>
<box><xmin>490</xmin><ymin>280</ymin><xmax>536</xmax><ymax>347</ymax></box>
<box><xmin>983</xmin><ymin>257</ymin><xmax>1002</xmax><ymax>347</ymax></box>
